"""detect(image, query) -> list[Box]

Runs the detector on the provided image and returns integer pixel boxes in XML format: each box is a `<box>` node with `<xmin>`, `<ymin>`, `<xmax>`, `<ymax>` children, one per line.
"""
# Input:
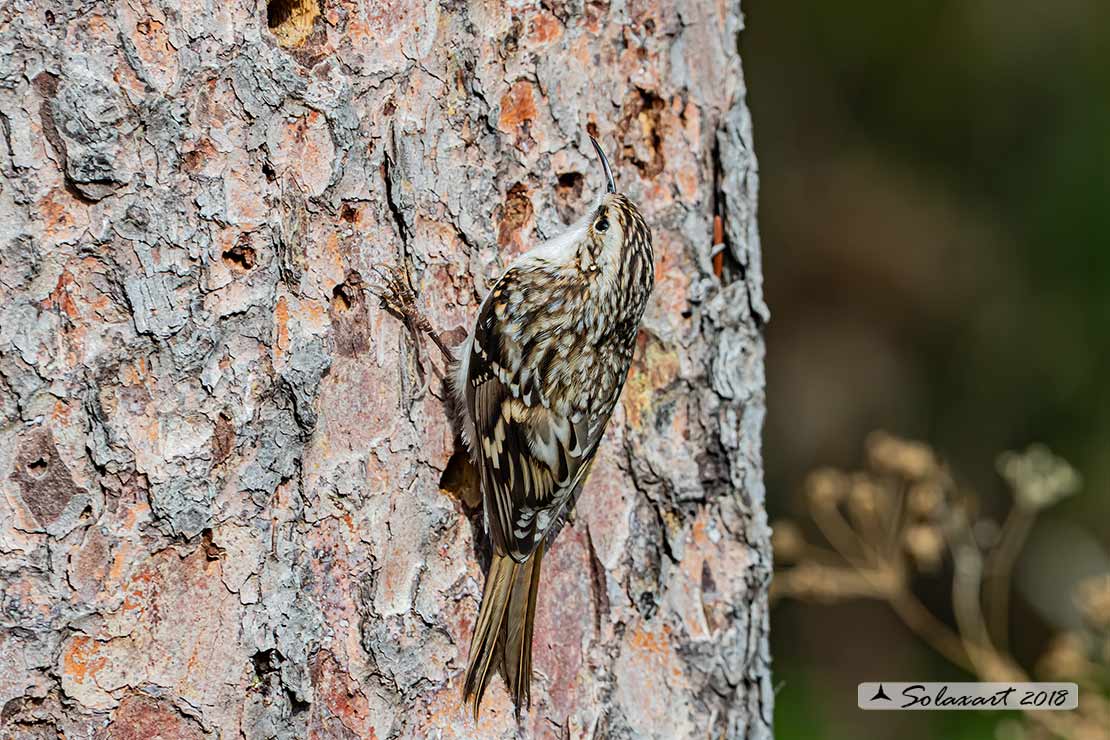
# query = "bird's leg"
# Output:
<box><xmin>374</xmin><ymin>264</ymin><xmax>455</xmax><ymax>365</ymax></box>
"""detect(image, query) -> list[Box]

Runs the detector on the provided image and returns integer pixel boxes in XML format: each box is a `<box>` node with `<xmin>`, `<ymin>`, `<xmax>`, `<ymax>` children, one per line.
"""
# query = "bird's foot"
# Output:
<box><xmin>374</xmin><ymin>264</ymin><xmax>455</xmax><ymax>364</ymax></box>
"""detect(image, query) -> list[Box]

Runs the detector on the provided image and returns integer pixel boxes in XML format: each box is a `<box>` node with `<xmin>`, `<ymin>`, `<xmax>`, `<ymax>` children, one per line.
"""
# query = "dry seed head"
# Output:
<box><xmin>771</xmin><ymin>520</ymin><xmax>806</xmax><ymax>563</ymax></box>
<box><xmin>1075</xmin><ymin>574</ymin><xmax>1110</xmax><ymax>630</ymax></box>
<box><xmin>903</xmin><ymin>524</ymin><xmax>945</xmax><ymax>573</ymax></box>
<box><xmin>939</xmin><ymin>502</ymin><xmax>972</xmax><ymax>539</ymax></box>
<box><xmin>773</xmin><ymin>561</ymin><xmax>900</xmax><ymax>603</ymax></box>
<box><xmin>997</xmin><ymin>444</ymin><xmax>1081</xmax><ymax>511</ymax></box>
<box><xmin>907</xmin><ymin>480</ymin><xmax>945</xmax><ymax>519</ymax></box>
<box><xmin>865</xmin><ymin>430</ymin><xmax>937</xmax><ymax>479</ymax></box>
<box><xmin>847</xmin><ymin>476</ymin><xmax>882</xmax><ymax>519</ymax></box>
<box><xmin>1037</xmin><ymin>632</ymin><xmax>1092</xmax><ymax>680</ymax></box>
<box><xmin>971</xmin><ymin>518</ymin><xmax>1001</xmax><ymax>550</ymax></box>
<box><xmin>806</xmin><ymin>468</ymin><xmax>849</xmax><ymax>509</ymax></box>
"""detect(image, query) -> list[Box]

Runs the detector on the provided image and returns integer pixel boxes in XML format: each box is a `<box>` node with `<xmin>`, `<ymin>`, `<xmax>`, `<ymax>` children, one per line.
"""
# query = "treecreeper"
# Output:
<box><xmin>381</xmin><ymin>135</ymin><xmax>654</xmax><ymax>719</ymax></box>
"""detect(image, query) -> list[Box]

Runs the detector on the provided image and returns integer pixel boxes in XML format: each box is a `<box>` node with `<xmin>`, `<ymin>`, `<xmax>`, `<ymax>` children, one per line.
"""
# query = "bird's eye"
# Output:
<box><xmin>595</xmin><ymin>217</ymin><xmax>609</xmax><ymax>232</ymax></box>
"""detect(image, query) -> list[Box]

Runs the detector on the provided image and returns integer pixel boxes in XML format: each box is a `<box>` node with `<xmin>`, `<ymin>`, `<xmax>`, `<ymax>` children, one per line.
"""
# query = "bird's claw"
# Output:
<box><xmin>373</xmin><ymin>265</ymin><xmax>419</xmax><ymax>322</ymax></box>
<box><xmin>373</xmin><ymin>263</ymin><xmax>455</xmax><ymax>364</ymax></box>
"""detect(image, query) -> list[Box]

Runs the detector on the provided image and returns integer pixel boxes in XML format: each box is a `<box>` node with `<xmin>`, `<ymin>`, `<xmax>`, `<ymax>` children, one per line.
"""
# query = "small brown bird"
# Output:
<box><xmin>453</xmin><ymin>136</ymin><xmax>654</xmax><ymax>718</ymax></box>
<box><xmin>377</xmin><ymin>135</ymin><xmax>654</xmax><ymax>719</ymax></box>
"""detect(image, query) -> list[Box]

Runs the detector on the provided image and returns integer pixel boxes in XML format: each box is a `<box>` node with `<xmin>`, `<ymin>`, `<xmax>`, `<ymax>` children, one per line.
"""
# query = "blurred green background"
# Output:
<box><xmin>741</xmin><ymin>0</ymin><xmax>1110</xmax><ymax>737</ymax></box>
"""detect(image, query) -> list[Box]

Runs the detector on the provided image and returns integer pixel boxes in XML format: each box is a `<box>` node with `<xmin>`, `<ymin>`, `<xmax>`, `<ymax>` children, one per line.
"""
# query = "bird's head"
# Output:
<box><xmin>584</xmin><ymin>136</ymin><xmax>652</xmax><ymax>275</ymax></box>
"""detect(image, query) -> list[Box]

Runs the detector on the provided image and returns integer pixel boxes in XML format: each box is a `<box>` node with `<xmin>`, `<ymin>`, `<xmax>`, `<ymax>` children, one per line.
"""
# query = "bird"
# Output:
<box><xmin>378</xmin><ymin>134</ymin><xmax>654</xmax><ymax>719</ymax></box>
<box><xmin>454</xmin><ymin>135</ymin><xmax>654</xmax><ymax>719</ymax></box>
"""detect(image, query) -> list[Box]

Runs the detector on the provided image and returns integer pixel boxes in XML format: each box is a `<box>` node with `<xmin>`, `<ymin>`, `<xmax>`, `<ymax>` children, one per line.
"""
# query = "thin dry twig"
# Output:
<box><xmin>983</xmin><ymin>504</ymin><xmax>1036</xmax><ymax>651</ymax></box>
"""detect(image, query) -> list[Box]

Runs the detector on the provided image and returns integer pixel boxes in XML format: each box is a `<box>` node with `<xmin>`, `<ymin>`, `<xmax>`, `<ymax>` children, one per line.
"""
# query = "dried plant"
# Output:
<box><xmin>773</xmin><ymin>432</ymin><xmax>1106</xmax><ymax>739</ymax></box>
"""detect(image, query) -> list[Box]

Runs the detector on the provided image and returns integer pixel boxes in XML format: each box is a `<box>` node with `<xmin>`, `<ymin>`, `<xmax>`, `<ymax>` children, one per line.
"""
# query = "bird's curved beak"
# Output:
<box><xmin>589</xmin><ymin>135</ymin><xmax>616</xmax><ymax>194</ymax></box>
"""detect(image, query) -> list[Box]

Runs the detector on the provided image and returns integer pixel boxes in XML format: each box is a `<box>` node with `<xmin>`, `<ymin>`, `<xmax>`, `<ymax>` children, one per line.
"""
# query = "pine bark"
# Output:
<box><xmin>0</xmin><ymin>1</ymin><xmax>772</xmax><ymax>738</ymax></box>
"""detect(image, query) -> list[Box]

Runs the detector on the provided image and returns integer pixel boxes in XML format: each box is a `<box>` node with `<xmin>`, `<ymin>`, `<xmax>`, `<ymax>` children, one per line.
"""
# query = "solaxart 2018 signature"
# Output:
<box><xmin>900</xmin><ymin>684</ymin><xmax>1070</xmax><ymax>709</ymax></box>
<box><xmin>858</xmin><ymin>682</ymin><xmax>1079</xmax><ymax>711</ymax></box>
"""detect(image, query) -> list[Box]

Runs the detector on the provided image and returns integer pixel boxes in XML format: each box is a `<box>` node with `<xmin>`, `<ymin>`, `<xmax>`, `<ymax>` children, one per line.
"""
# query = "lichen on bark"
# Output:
<box><xmin>0</xmin><ymin>0</ymin><xmax>772</xmax><ymax>738</ymax></box>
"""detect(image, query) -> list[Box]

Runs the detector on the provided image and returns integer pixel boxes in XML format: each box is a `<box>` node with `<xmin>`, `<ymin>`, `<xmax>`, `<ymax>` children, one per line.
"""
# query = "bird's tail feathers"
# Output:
<box><xmin>462</xmin><ymin>544</ymin><xmax>546</xmax><ymax>720</ymax></box>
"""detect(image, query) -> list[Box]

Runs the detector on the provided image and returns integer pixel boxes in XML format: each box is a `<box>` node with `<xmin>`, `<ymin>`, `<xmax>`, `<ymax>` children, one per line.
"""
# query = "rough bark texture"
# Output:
<box><xmin>0</xmin><ymin>1</ymin><xmax>771</xmax><ymax>738</ymax></box>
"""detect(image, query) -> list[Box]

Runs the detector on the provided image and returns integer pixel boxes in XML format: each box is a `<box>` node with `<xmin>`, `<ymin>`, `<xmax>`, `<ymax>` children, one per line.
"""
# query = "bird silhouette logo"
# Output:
<box><xmin>870</xmin><ymin>684</ymin><xmax>892</xmax><ymax>702</ymax></box>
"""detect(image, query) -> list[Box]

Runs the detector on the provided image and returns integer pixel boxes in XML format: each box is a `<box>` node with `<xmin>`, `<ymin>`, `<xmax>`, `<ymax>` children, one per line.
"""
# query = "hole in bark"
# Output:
<box><xmin>339</xmin><ymin>203</ymin><xmax>360</xmax><ymax>223</ymax></box>
<box><xmin>556</xmin><ymin>171</ymin><xmax>584</xmax><ymax>198</ymax></box>
<box><xmin>330</xmin><ymin>271</ymin><xmax>371</xmax><ymax>357</ymax></box>
<box><xmin>654</xmin><ymin>398</ymin><xmax>676</xmax><ymax>434</ymax></box>
<box><xmin>212</xmin><ymin>414</ymin><xmax>235</xmax><ymax>466</ymax></box>
<box><xmin>620</xmin><ymin>88</ymin><xmax>667</xmax><ymax>178</ymax></box>
<box><xmin>501</xmin><ymin>17</ymin><xmax>523</xmax><ymax>56</ymax></box>
<box><xmin>586</xmin><ymin>530</ymin><xmax>610</xmax><ymax>630</ymax></box>
<box><xmin>557</xmin><ymin>171</ymin><xmax>583</xmax><ymax>189</ymax></box>
<box><xmin>638</xmin><ymin>590</ymin><xmax>657</xmax><ymax>619</ymax></box>
<box><xmin>555</xmin><ymin>171</ymin><xmax>585</xmax><ymax>222</ymax></box>
<box><xmin>286</xmin><ymin>687</ymin><xmax>310</xmax><ymax>714</ymax></box>
<box><xmin>252</xmin><ymin>649</ymin><xmax>281</xmax><ymax>680</ymax></box>
<box><xmin>440</xmin><ymin>449</ymin><xmax>481</xmax><ymax>509</ymax></box>
<box><xmin>262</xmin><ymin>160</ymin><xmax>277</xmax><ymax>181</ymax></box>
<box><xmin>1</xmin><ymin>695</ymin><xmax>52</xmax><ymax>733</ymax></box>
<box><xmin>27</xmin><ymin>458</ymin><xmax>48</xmax><ymax>478</ymax></box>
<box><xmin>201</xmin><ymin>528</ymin><xmax>226</xmax><ymax>561</ymax></box>
<box><xmin>496</xmin><ymin>183</ymin><xmax>534</xmax><ymax>251</ymax></box>
<box><xmin>331</xmin><ymin>286</ymin><xmax>351</xmax><ymax>312</ymax></box>
<box><xmin>266</xmin><ymin>0</ymin><xmax>319</xmax><ymax>47</ymax></box>
<box><xmin>222</xmin><ymin>243</ymin><xmax>256</xmax><ymax>271</ymax></box>
<box><xmin>700</xmin><ymin>559</ymin><xmax>718</xmax><ymax>597</ymax></box>
<box><xmin>330</xmin><ymin>271</ymin><xmax>363</xmax><ymax>313</ymax></box>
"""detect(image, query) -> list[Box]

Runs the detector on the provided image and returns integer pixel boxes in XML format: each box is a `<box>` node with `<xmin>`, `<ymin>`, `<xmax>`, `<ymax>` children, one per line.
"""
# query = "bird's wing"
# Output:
<box><xmin>464</xmin><ymin>275</ymin><xmax>612</xmax><ymax>562</ymax></box>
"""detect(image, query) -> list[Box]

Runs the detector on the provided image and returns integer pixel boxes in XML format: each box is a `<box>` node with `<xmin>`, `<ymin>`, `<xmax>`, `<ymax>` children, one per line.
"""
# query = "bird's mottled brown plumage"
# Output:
<box><xmin>456</xmin><ymin>137</ymin><xmax>654</xmax><ymax>718</ymax></box>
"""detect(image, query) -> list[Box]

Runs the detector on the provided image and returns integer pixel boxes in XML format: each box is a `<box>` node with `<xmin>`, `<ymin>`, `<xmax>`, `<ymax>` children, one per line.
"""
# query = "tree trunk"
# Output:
<box><xmin>0</xmin><ymin>1</ymin><xmax>772</xmax><ymax>738</ymax></box>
